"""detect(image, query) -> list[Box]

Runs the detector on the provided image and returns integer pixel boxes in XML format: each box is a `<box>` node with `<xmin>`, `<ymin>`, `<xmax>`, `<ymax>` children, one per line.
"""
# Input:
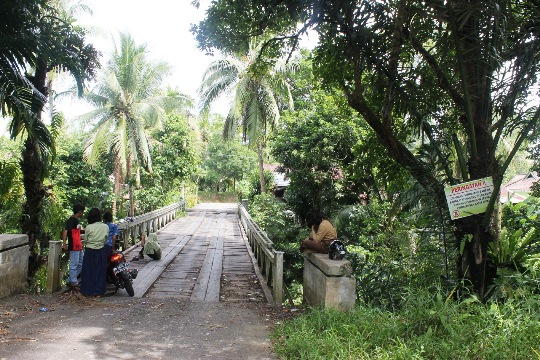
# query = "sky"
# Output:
<box><xmin>77</xmin><ymin>0</ymin><xmax>213</xmax><ymax>95</ymax></box>
<box><xmin>1</xmin><ymin>0</ymin><xmax>315</xmax><ymax>134</ymax></box>
<box><xmin>57</xmin><ymin>0</ymin><xmax>227</xmax><ymax>119</ymax></box>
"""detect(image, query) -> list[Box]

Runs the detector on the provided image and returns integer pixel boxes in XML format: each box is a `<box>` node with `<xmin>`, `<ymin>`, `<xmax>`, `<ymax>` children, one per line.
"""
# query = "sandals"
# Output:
<box><xmin>68</xmin><ymin>282</ymin><xmax>80</xmax><ymax>290</ymax></box>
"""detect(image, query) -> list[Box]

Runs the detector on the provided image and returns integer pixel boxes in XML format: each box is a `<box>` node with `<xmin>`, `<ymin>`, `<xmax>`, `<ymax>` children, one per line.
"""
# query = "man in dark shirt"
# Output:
<box><xmin>62</xmin><ymin>203</ymin><xmax>85</xmax><ymax>289</ymax></box>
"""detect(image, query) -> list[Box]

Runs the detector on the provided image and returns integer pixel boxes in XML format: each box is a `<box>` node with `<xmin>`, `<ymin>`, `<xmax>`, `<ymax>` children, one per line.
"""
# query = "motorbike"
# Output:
<box><xmin>108</xmin><ymin>251</ymin><xmax>138</xmax><ymax>297</ymax></box>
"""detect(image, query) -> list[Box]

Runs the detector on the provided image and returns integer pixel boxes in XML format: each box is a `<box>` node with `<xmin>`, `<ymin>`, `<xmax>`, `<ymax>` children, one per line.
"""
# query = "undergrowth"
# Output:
<box><xmin>272</xmin><ymin>290</ymin><xmax>540</xmax><ymax>359</ymax></box>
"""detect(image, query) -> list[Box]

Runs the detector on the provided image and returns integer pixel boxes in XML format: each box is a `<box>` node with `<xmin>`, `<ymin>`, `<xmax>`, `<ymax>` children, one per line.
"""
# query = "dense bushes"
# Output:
<box><xmin>248</xmin><ymin>194</ymin><xmax>305</xmax><ymax>295</ymax></box>
<box><xmin>245</xmin><ymin>194</ymin><xmax>540</xmax><ymax>358</ymax></box>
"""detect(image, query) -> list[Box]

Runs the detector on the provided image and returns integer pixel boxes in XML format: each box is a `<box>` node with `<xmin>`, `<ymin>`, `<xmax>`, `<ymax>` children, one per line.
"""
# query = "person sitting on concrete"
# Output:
<box><xmin>135</xmin><ymin>233</ymin><xmax>162</xmax><ymax>260</ymax></box>
<box><xmin>299</xmin><ymin>210</ymin><xmax>337</xmax><ymax>254</ymax></box>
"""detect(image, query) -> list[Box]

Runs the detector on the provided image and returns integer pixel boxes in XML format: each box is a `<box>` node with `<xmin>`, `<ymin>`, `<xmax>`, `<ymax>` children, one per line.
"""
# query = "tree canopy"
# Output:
<box><xmin>194</xmin><ymin>0</ymin><xmax>540</xmax><ymax>296</ymax></box>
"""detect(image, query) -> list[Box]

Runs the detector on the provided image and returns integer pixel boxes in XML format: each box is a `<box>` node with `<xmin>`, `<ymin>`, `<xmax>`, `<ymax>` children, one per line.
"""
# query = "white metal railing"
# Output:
<box><xmin>117</xmin><ymin>201</ymin><xmax>186</xmax><ymax>249</ymax></box>
<box><xmin>238</xmin><ymin>203</ymin><xmax>283</xmax><ymax>304</ymax></box>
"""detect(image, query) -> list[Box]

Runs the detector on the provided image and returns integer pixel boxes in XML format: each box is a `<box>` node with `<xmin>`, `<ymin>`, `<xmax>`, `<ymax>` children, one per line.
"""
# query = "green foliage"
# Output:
<box><xmin>151</xmin><ymin>114</ymin><xmax>199</xmax><ymax>183</ymax></box>
<box><xmin>28</xmin><ymin>262</ymin><xmax>48</xmax><ymax>294</ymax></box>
<box><xmin>49</xmin><ymin>134</ymin><xmax>114</xmax><ymax>210</ymax></box>
<box><xmin>488</xmin><ymin>268</ymin><xmax>540</xmax><ymax>302</ymax></box>
<box><xmin>501</xmin><ymin>198</ymin><xmax>540</xmax><ymax>247</ymax></box>
<box><xmin>347</xmin><ymin>249</ymin><xmax>411</xmax><ymax>310</ymax></box>
<box><xmin>532</xmin><ymin>181</ymin><xmax>540</xmax><ymax>198</ymax></box>
<box><xmin>489</xmin><ymin>227</ymin><xmax>536</xmax><ymax>270</ymax></box>
<box><xmin>198</xmin><ymin>134</ymin><xmax>257</xmax><ymax>192</ymax></box>
<box><xmin>273</xmin><ymin>290</ymin><xmax>540</xmax><ymax>359</ymax></box>
<box><xmin>336</xmin><ymin>202</ymin><xmax>393</xmax><ymax>246</ymax></box>
<box><xmin>198</xmin><ymin>37</ymin><xmax>295</xmax><ymax>193</ymax></box>
<box><xmin>271</xmin><ymin>89</ymin><xmax>363</xmax><ymax>218</ymax></box>
<box><xmin>485</xmin><ymin>199</ymin><xmax>540</xmax><ymax>299</ymax></box>
<box><xmin>248</xmin><ymin>194</ymin><xmax>304</xmax><ymax>288</ymax></box>
<box><xmin>192</xmin><ymin>1</ymin><xmax>297</xmax><ymax>57</ymax></box>
<box><xmin>336</xmin><ymin>200</ymin><xmax>455</xmax><ymax>309</ymax></box>
<box><xmin>78</xmin><ymin>32</ymin><xmax>188</xmax><ymax>217</ymax></box>
<box><xmin>197</xmin><ymin>0</ymin><xmax>540</xmax><ymax>296</ymax></box>
<box><xmin>0</xmin><ymin>158</ymin><xmax>24</xmax><ymax>233</ymax></box>
<box><xmin>136</xmin><ymin>114</ymin><xmax>200</xmax><ymax>212</ymax></box>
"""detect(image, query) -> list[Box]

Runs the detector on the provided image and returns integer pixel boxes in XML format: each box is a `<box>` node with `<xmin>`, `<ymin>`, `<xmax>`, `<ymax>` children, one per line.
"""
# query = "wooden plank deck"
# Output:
<box><xmin>124</xmin><ymin>203</ymin><xmax>267</xmax><ymax>303</ymax></box>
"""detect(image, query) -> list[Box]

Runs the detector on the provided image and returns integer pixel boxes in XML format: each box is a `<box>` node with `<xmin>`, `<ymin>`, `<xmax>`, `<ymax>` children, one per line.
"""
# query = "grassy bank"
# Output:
<box><xmin>272</xmin><ymin>291</ymin><xmax>540</xmax><ymax>359</ymax></box>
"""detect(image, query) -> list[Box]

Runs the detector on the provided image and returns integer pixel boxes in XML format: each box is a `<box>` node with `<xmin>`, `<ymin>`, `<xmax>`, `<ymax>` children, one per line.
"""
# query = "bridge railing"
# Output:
<box><xmin>117</xmin><ymin>201</ymin><xmax>186</xmax><ymax>249</ymax></box>
<box><xmin>238</xmin><ymin>203</ymin><xmax>283</xmax><ymax>304</ymax></box>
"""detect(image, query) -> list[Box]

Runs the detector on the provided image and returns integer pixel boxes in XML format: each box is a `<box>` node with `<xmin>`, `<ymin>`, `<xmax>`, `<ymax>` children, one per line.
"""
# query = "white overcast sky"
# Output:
<box><xmin>76</xmin><ymin>0</ymin><xmax>212</xmax><ymax>96</ymax></box>
<box><xmin>56</xmin><ymin>0</ymin><xmax>226</xmax><ymax>119</ymax></box>
<box><xmin>1</xmin><ymin>0</ymin><xmax>315</xmax><ymax>134</ymax></box>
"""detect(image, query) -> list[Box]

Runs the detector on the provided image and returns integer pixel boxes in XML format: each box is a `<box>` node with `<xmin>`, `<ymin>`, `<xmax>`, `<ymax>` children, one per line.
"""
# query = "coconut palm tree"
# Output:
<box><xmin>0</xmin><ymin>0</ymin><xmax>45</xmax><ymax>117</ymax></box>
<box><xmin>198</xmin><ymin>38</ymin><xmax>294</xmax><ymax>193</ymax></box>
<box><xmin>79</xmin><ymin>32</ymin><xmax>191</xmax><ymax>217</ymax></box>
<box><xmin>1</xmin><ymin>0</ymin><xmax>99</xmax><ymax>274</ymax></box>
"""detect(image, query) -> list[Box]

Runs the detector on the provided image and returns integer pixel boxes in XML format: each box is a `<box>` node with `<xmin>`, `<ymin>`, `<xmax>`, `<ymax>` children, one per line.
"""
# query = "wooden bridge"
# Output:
<box><xmin>116</xmin><ymin>203</ymin><xmax>281</xmax><ymax>304</ymax></box>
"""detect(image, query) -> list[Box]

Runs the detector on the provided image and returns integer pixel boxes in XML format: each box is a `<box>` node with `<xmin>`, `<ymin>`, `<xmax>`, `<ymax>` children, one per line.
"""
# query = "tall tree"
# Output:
<box><xmin>79</xmin><ymin>33</ymin><xmax>188</xmax><ymax>217</ymax></box>
<box><xmin>193</xmin><ymin>0</ymin><xmax>540</xmax><ymax>297</ymax></box>
<box><xmin>1</xmin><ymin>0</ymin><xmax>99</xmax><ymax>273</ymax></box>
<box><xmin>198</xmin><ymin>37</ymin><xmax>294</xmax><ymax>193</ymax></box>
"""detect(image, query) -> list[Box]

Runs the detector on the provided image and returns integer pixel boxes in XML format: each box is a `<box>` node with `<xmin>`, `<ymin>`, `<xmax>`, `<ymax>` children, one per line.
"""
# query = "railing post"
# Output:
<box><xmin>46</xmin><ymin>240</ymin><xmax>62</xmax><ymax>294</ymax></box>
<box><xmin>273</xmin><ymin>251</ymin><xmax>284</xmax><ymax>305</ymax></box>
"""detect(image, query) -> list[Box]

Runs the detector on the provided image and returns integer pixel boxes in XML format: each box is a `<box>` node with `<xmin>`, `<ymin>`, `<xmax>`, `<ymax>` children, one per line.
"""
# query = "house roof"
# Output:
<box><xmin>263</xmin><ymin>164</ymin><xmax>279</xmax><ymax>172</ymax></box>
<box><xmin>500</xmin><ymin>171</ymin><xmax>538</xmax><ymax>203</ymax></box>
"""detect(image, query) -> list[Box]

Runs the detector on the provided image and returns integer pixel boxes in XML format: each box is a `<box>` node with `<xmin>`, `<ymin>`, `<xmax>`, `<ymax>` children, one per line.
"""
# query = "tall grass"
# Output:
<box><xmin>272</xmin><ymin>290</ymin><xmax>540</xmax><ymax>359</ymax></box>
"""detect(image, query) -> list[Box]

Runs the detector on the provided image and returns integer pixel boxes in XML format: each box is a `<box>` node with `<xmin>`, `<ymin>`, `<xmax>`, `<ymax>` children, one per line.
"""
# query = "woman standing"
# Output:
<box><xmin>80</xmin><ymin>208</ymin><xmax>109</xmax><ymax>297</ymax></box>
<box><xmin>299</xmin><ymin>211</ymin><xmax>337</xmax><ymax>254</ymax></box>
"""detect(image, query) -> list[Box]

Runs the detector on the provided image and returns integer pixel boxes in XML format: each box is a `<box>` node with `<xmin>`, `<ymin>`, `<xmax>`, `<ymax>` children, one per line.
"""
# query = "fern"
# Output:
<box><xmin>489</xmin><ymin>227</ymin><xmax>536</xmax><ymax>268</ymax></box>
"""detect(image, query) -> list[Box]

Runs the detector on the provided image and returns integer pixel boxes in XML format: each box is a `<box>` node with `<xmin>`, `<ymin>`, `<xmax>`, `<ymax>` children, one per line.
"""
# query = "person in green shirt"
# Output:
<box><xmin>80</xmin><ymin>207</ymin><xmax>109</xmax><ymax>297</ymax></box>
<box><xmin>136</xmin><ymin>233</ymin><xmax>162</xmax><ymax>260</ymax></box>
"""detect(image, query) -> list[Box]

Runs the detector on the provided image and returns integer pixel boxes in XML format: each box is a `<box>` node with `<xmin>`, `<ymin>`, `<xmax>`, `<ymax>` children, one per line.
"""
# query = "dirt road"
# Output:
<box><xmin>0</xmin><ymin>293</ymin><xmax>277</xmax><ymax>360</ymax></box>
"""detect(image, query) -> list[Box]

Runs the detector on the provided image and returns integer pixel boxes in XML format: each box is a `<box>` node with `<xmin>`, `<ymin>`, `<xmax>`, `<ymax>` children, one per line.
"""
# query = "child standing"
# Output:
<box><xmin>102</xmin><ymin>211</ymin><xmax>118</xmax><ymax>256</ymax></box>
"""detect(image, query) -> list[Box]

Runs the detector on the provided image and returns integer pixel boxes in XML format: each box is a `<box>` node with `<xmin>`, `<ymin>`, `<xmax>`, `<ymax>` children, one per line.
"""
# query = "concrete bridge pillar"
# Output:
<box><xmin>0</xmin><ymin>234</ymin><xmax>29</xmax><ymax>297</ymax></box>
<box><xmin>303</xmin><ymin>253</ymin><xmax>356</xmax><ymax>311</ymax></box>
<box><xmin>46</xmin><ymin>240</ymin><xmax>62</xmax><ymax>294</ymax></box>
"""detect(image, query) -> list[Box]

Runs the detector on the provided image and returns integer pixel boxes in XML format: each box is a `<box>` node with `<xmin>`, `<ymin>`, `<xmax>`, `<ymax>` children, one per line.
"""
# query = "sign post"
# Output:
<box><xmin>444</xmin><ymin>177</ymin><xmax>494</xmax><ymax>220</ymax></box>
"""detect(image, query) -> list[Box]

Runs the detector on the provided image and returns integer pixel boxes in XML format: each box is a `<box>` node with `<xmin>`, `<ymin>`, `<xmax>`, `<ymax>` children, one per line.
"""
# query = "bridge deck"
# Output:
<box><xmin>123</xmin><ymin>203</ymin><xmax>267</xmax><ymax>303</ymax></box>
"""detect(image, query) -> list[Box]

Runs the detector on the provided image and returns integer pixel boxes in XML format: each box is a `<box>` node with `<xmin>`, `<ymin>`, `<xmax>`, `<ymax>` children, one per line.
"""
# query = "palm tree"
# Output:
<box><xmin>1</xmin><ymin>0</ymin><xmax>99</xmax><ymax>274</ymax></box>
<box><xmin>0</xmin><ymin>0</ymin><xmax>45</xmax><ymax>117</ymax></box>
<box><xmin>79</xmin><ymin>32</ymin><xmax>190</xmax><ymax>217</ymax></box>
<box><xmin>198</xmin><ymin>38</ymin><xmax>294</xmax><ymax>193</ymax></box>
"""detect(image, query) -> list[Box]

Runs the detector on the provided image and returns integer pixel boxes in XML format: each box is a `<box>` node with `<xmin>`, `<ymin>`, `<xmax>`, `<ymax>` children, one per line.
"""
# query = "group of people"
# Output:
<box><xmin>61</xmin><ymin>203</ymin><xmax>161</xmax><ymax>297</ymax></box>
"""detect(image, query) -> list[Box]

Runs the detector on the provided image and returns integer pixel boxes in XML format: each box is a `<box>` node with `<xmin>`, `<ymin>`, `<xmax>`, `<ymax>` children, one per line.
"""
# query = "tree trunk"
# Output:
<box><xmin>20</xmin><ymin>136</ymin><xmax>47</xmax><ymax>275</ymax></box>
<box><xmin>455</xmin><ymin>215</ymin><xmax>493</xmax><ymax>298</ymax></box>
<box><xmin>129</xmin><ymin>184</ymin><xmax>135</xmax><ymax>217</ymax></box>
<box><xmin>20</xmin><ymin>58</ymin><xmax>49</xmax><ymax>276</ymax></box>
<box><xmin>126</xmin><ymin>159</ymin><xmax>135</xmax><ymax>217</ymax></box>
<box><xmin>112</xmin><ymin>164</ymin><xmax>121</xmax><ymax>218</ymax></box>
<box><xmin>257</xmin><ymin>141</ymin><xmax>266</xmax><ymax>194</ymax></box>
